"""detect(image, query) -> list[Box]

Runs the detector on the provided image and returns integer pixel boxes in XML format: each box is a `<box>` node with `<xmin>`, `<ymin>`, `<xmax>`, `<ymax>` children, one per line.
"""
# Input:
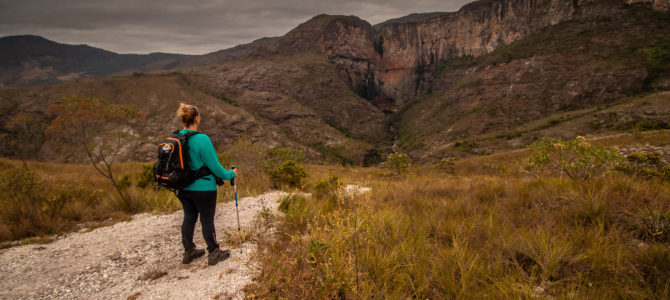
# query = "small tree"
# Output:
<box><xmin>46</xmin><ymin>94</ymin><xmax>144</xmax><ymax>211</ymax></box>
<box><xmin>0</xmin><ymin>111</ymin><xmax>47</xmax><ymax>170</ymax></box>
<box><xmin>383</xmin><ymin>152</ymin><xmax>411</xmax><ymax>175</ymax></box>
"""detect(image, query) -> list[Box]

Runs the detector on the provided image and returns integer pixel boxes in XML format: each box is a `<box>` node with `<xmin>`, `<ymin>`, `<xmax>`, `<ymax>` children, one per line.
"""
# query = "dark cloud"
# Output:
<box><xmin>0</xmin><ymin>0</ymin><xmax>472</xmax><ymax>54</ymax></box>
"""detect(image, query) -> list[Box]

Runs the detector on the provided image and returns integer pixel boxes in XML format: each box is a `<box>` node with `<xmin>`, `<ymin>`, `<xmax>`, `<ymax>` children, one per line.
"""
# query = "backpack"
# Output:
<box><xmin>153</xmin><ymin>131</ymin><xmax>212</xmax><ymax>191</ymax></box>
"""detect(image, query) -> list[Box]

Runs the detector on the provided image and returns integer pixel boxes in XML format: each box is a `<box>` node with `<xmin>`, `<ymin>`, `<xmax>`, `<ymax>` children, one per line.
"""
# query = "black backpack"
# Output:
<box><xmin>153</xmin><ymin>131</ymin><xmax>212</xmax><ymax>191</ymax></box>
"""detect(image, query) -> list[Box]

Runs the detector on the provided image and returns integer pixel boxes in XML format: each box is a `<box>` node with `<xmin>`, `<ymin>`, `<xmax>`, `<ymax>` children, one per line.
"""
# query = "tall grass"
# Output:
<box><xmin>0</xmin><ymin>157</ymin><xmax>270</xmax><ymax>244</ymax></box>
<box><xmin>247</xmin><ymin>157</ymin><xmax>670</xmax><ymax>298</ymax></box>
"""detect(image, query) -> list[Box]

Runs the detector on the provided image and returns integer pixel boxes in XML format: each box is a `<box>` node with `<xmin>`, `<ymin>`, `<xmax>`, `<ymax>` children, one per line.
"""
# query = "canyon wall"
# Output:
<box><xmin>267</xmin><ymin>0</ymin><xmax>663</xmax><ymax>110</ymax></box>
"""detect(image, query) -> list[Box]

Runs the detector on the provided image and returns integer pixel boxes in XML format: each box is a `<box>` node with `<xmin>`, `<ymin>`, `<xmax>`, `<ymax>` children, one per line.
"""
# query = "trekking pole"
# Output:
<box><xmin>231</xmin><ymin>166</ymin><xmax>242</xmax><ymax>248</ymax></box>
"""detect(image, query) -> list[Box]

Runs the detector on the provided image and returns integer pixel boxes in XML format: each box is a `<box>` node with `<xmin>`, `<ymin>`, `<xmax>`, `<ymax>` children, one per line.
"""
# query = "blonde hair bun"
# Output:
<box><xmin>177</xmin><ymin>103</ymin><xmax>199</xmax><ymax>126</ymax></box>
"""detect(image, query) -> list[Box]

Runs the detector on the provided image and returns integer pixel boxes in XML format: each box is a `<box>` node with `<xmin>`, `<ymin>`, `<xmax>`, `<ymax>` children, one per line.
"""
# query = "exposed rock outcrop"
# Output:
<box><xmin>261</xmin><ymin>0</ymin><xmax>663</xmax><ymax>110</ymax></box>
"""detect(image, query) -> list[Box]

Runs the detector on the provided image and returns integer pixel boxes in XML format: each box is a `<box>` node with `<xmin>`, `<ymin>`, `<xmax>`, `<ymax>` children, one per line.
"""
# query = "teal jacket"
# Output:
<box><xmin>178</xmin><ymin>129</ymin><xmax>235</xmax><ymax>191</ymax></box>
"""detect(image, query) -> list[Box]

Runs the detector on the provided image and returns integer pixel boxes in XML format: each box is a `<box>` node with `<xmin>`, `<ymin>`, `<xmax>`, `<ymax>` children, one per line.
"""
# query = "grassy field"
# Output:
<box><xmin>244</xmin><ymin>133</ymin><xmax>670</xmax><ymax>299</ymax></box>
<box><xmin>1</xmin><ymin>131</ymin><xmax>669</xmax><ymax>298</ymax></box>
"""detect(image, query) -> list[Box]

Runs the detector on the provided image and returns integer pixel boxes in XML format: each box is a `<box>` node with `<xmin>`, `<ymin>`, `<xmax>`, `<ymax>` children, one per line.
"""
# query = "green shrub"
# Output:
<box><xmin>526</xmin><ymin>136</ymin><xmax>622</xmax><ymax>180</ymax></box>
<box><xmin>262</xmin><ymin>147</ymin><xmax>306</xmax><ymax>172</ymax></box>
<box><xmin>453</xmin><ymin>139</ymin><xmax>477</xmax><ymax>149</ymax></box>
<box><xmin>632</xmin><ymin>208</ymin><xmax>670</xmax><ymax>242</ymax></box>
<box><xmin>268</xmin><ymin>160</ymin><xmax>307</xmax><ymax>189</ymax></box>
<box><xmin>634</xmin><ymin>120</ymin><xmax>669</xmax><ymax>132</ymax></box>
<box><xmin>438</xmin><ymin>156</ymin><xmax>460</xmax><ymax>174</ymax></box>
<box><xmin>278</xmin><ymin>193</ymin><xmax>306</xmax><ymax>213</ymax></box>
<box><xmin>383</xmin><ymin>152</ymin><xmax>411</xmax><ymax>175</ymax></box>
<box><xmin>136</xmin><ymin>164</ymin><xmax>155</xmax><ymax>189</ymax></box>
<box><xmin>116</xmin><ymin>174</ymin><xmax>132</xmax><ymax>190</ymax></box>
<box><xmin>627</xmin><ymin>152</ymin><xmax>662</xmax><ymax>165</ymax></box>
<box><xmin>616</xmin><ymin>152</ymin><xmax>669</xmax><ymax>181</ymax></box>
<box><xmin>314</xmin><ymin>175</ymin><xmax>343</xmax><ymax>200</ymax></box>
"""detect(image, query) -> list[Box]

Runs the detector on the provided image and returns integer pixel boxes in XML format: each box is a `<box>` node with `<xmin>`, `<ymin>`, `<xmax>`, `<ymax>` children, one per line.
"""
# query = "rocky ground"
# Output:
<box><xmin>0</xmin><ymin>191</ymin><xmax>286</xmax><ymax>300</ymax></box>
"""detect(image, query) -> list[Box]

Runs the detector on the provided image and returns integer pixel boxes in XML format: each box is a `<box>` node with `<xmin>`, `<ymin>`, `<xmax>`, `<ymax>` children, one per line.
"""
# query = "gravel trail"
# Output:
<box><xmin>0</xmin><ymin>191</ymin><xmax>286</xmax><ymax>300</ymax></box>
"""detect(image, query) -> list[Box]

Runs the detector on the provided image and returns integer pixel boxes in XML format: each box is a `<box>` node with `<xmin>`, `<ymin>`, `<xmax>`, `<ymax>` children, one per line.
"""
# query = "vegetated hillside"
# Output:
<box><xmin>0</xmin><ymin>57</ymin><xmax>390</xmax><ymax>165</ymax></box>
<box><xmin>394</xmin><ymin>5</ymin><xmax>670</xmax><ymax>160</ymax></box>
<box><xmin>0</xmin><ymin>74</ymin><xmax>263</xmax><ymax>162</ymax></box>
<box><xmin>2</xmin><ymin>0</ymin><xmax>669</xmax><ymax>165</ymax></box>
<box><xmin>190</xmin><ymin>53</ymin><xmax>391</xmax><ymax>164</ymax></box>
<box><xmin>0</xmin><ymin>35</ymin><xmax>191</xmax><ymax>86</ymax></box>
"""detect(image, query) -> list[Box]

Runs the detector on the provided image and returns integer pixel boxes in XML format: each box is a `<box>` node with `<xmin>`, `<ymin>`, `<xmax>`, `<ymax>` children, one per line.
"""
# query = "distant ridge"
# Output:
<box><xmin>0</xmin><ymin>35</ymin><xmax>191</xmax><ymax>86</ymax></box>
<box><xmin>373</xmin><ymin>12</ymin><xmax>452</xmax><ymax>28</ymax></box>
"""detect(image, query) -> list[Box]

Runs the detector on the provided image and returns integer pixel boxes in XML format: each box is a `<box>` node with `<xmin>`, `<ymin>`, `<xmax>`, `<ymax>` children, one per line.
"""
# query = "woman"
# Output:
<box><xmin>176</xmin><ymin>103</ymin><xmax>236</xmax><ymax>266</ymax></box>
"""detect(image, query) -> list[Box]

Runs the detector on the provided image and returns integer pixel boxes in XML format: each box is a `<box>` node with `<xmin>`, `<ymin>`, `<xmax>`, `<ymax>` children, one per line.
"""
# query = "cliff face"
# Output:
<box><xmin>270</xmin><ymin>0</ymin><xmax>650</xmax><ymax>110</ymax></box>
<box><xmin>393</xmin><ymin>3</ymin><xmax>670</xmax><ymax>160</ymax></box>
<box><xmin>373</xmin><ymin>0</ymin><xmax>636</xmax><ymax>108</ymax></box>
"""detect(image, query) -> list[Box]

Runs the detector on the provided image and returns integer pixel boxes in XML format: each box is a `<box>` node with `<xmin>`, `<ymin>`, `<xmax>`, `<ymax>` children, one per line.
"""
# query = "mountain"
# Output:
<box><xmin>0</xmin><ymin>35</ymin><xmax>191</xmax><ymax>86</ymax></box>
<box><xmin>174</xmin><ymin>37</ymin><xmax>279</xmax><ymax>69</ymax></box>
<box><xmin>0</xmin><ymin>0</ymin><xmax>669</xmax><ymax>164</ymax></box>
<box><xmin>393</xmin><ymin>1</ymin><xmax>670</xmax><ymax>159</ymax></box>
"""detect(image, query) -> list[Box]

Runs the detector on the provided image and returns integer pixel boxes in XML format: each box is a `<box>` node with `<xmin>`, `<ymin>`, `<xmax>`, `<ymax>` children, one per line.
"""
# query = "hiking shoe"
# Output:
<box><xmin>207</xmin><ymin>248</ymin><xmax>231</xmax><ymax>266</ymax></box>
<box><xmin>182</xmin><ymin>248</ymin><xmax>206</xmax><ymax>264</ymax></box>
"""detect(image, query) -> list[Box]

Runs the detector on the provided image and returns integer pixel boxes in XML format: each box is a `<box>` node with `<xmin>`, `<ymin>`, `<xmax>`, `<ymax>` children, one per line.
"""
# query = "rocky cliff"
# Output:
<box><xmin>371</xmin><ymin>0</ymin><xmax>624</xmax><ymax>107</ymax></box>
<box><xmin>263</xmin><ymin>0</ymin><xmax>663</xmax><ymax>110</ymax></box>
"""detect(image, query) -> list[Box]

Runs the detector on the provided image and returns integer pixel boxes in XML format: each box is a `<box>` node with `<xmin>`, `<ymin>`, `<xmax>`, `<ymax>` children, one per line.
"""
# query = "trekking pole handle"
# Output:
<box><xmin>230</xmin><ymin>165</ymin><xmax>236</xmax><ymax>186</ymax></box>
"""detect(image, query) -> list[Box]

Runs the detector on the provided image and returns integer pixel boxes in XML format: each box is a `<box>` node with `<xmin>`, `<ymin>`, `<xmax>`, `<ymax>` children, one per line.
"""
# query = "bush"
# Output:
<box><xmin>267</xmin><ymin>160</ymin><xmax>307</xmax><ymax>189</ymax></box>
<box><xmin>0</xmin><ymin>168</ymin><xmax>44</xmax><ymax>224</ymax></box>
<box><xmin>383</xmin><ymin>152</ymin><xmax>411</xmax><ymax>175</ymax></box>
<box><xmin>631</xmin><ymin>209</ymin><xmax>670</xmax><ymax>242</ymax></box>
<box><xmin>116</xmin><ymin>174</ymin><xmax>132</xmax><ymax>190</ymax></box>
<box><xmin>633</xmin><ymin>120</ymin><xmax>669</xmax><ymax>132</ymax></box>
<box><xmin>526</xmin><ymin>136</ymin><xmax>622</xmax><ymax>180</ymax></box>
<box><xmin>262</xmin><ymin>147</ymin><xmax>306</xmax><ymax>172</ymax></box>
<box><xmin>136</xmin><ymin>164</ymin><xmax>155</xmax><ymax>189</ymax></box>
<box><xmin>261</xmin><ymin>147</ymin><xmax>308</xmax><ymax>189</ymax></box>
<box><xmin>0</xmin><ymin>166</ymin><xmax>103</xmax><ymax>241</ymax></box>
<box><xmin>616</xmin><ymin>152</ymin><xmax>669</xmax><ymax>181</ymax></box>
<box><xmin>438</xmin><ymin>156</ymin><xmax>460</xmax><ymax>174</ymax></box>
<box><xmin>314</xmin><ymin>175</ymin><xmax>343</xmax><ymax>200</ymax></box>
<box><xmin>278</xmin><ymin>193</ymin><xmax>306</xmax><ymax>213</ymax></box>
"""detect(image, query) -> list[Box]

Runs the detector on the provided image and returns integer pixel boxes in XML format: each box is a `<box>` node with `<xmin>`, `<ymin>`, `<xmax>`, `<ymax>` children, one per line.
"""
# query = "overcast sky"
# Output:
<box><xmin>0</xmin><ymin>0</ymin><xmax>472</xmax><ymax>55</ymax></box>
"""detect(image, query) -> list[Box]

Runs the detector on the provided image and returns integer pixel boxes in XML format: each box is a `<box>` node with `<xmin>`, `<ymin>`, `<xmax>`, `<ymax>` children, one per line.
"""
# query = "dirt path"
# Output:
<box><xmin>0</xmin><ymin>191</ymin><xmax>286</xmax><ymax>300</ymax></box>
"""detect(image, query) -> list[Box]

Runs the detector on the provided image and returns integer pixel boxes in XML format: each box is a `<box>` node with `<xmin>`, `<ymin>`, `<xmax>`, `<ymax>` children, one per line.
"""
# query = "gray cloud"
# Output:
<box><xmin>0</xmin><ymin>0</ymin><xmax>471</xmax><ymax>54</ymax></box>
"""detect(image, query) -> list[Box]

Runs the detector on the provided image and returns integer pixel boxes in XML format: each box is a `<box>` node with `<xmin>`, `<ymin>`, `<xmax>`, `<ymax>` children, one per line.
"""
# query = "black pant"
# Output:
<box><xmin>177</xmin><ymin>190</ymin><xmax>219</xmax><ymax>253</ymax></box>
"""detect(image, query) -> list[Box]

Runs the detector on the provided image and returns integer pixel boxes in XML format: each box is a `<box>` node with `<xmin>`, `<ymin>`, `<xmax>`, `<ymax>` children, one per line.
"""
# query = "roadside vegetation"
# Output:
<box><xmin>0</xmin><ymin>136</ymin><xmax>274</xmax><ymax>246</ymax></box>
<box><xmin>1</xmin><ymin>129</ymin><xmax>669</xmax><ymax>298</ymax></box>
<box><xmin>245</xmin><ymin>132</ymin><xmax>670</xmax><ymax>299</ymax></box>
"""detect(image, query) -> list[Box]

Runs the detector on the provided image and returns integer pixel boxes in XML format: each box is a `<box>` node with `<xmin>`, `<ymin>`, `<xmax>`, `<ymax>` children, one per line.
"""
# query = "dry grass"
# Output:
<box><xmin>246</xmin><ymin>150</ymin><xmax>670</xmax><ymax>299</ymax></box>
<box><xmin>0</xmin><ymin>157</ymin><xmax>270</xmax><ymax>243</ymax></box>
<box><xmin>2</xmin><ymin>133</ymin><xmax>669</xmax><ymax>298</ymax></box>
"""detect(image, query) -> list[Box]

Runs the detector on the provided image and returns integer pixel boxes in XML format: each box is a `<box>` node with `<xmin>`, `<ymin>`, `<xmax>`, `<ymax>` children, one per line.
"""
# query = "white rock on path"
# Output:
<box><xmin>0</xmin><ymin>191</ymin><xmax>286</xmax><ymax>300</ymax></box>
